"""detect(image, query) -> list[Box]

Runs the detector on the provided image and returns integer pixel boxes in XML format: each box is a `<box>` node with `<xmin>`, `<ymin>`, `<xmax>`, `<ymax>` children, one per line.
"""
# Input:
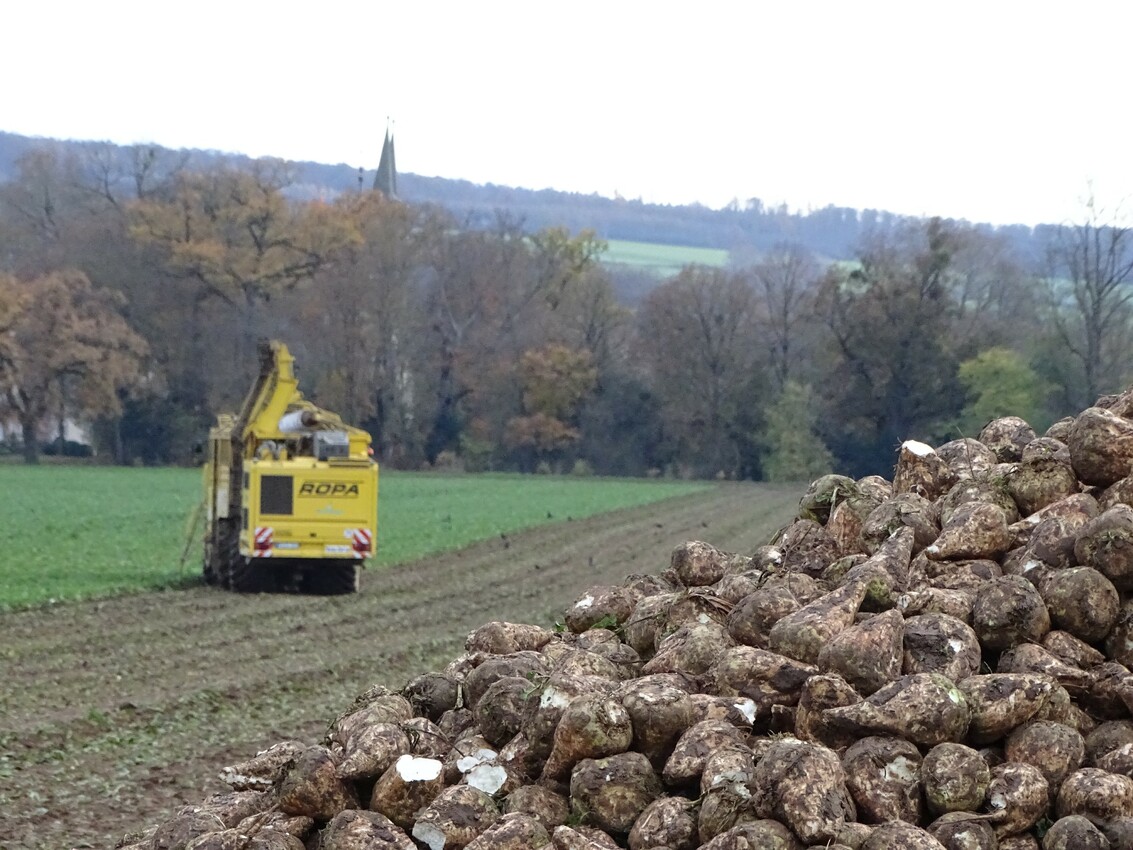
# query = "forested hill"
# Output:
<box><xmin>0</xmin><ymin>130</ymin><xmax>1046</xmax><ymax>262</ymax></box>
<box><xmin>288</xmin><ymin>155</ymin><xmax>1049</xmax><ymax>263</ymax></box>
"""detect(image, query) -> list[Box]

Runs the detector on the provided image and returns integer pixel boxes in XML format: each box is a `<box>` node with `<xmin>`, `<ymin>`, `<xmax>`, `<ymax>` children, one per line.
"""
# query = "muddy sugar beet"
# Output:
<box><xmin>117</xmin><ymin>390</ymin><xmax>1133</xmax><ymax>850</ymax></box>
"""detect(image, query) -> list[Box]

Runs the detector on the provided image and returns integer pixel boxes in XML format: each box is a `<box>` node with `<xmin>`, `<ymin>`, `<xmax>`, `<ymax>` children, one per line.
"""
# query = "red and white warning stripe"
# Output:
<box><xmin>254</xmin><ymin>526</ymin><xmax>274</xmax><ymax>557</ymax></box>
<box><xmin>352</xmin><ymin>528</ymin><xmax>373</xmax><ymax>558</ymax></box>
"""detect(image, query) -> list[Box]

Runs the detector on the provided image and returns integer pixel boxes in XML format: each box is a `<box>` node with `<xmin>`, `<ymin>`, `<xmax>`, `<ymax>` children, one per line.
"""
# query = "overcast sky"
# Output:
<box><xmin>5</xmin><ymin>1</ymin><xmax>1130</xmax><ymax>227</ymax></box>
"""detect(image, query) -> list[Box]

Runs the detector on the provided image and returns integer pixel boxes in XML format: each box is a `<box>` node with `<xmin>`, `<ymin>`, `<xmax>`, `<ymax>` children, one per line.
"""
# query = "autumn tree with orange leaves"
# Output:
<box><xmin>127</xmin><ymin>159</ymin><xmax>360</xmax><ymax>332</ymax></box>
<box><xmin>505</xmin><ymin>343</ymin><xmax>597</xmax><ymax>470</ymax></box>
<box><xmin>0</xmin><ymin>270</ymin><xmax>148</xmax><ymax>462</ymax></box>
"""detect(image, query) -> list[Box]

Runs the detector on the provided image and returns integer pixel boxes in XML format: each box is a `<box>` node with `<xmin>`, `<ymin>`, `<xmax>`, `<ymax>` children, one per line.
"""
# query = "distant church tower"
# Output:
<box><xmin>374</xmin><ymin>128</ymin><xmax>397</xmax><ymax>199</ymax></box>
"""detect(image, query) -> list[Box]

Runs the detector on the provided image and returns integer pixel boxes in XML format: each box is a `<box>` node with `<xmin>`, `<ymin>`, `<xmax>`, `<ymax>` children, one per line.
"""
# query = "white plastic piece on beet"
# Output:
<box><xmin>734</xmin><ymin>699</ymin><xmax>757</xmax><ymax>724</ymax></box>
<box><xmin>903</xmin><ymin>440</ymin><xmax>935</xmax><ymax>457</ymax></box>
<box><xmin>456</xmin><ymin>749</ymin><xmax>497</xmax><ymax>773</ymax></box>
<box><xmin>466</xmin><ymin>763</ymin><xmax>508</xmax><ymax>795</ymax></box>
<box><xmin>411</xmin><ymin>821</ymin><xmax>446</xmax><ymax>850</ymax></box>
<box><xmin>396</xmin><ymin>754</ymin><xmax>443</xmax><ymax>782</ymax></box>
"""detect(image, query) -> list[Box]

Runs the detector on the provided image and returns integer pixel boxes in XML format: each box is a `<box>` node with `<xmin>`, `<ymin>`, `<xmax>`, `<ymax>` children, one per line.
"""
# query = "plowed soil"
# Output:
<box><xmin>0</xmin><ymin>483</ymin><xmax>799</xmax><ymax>850</ymax></box>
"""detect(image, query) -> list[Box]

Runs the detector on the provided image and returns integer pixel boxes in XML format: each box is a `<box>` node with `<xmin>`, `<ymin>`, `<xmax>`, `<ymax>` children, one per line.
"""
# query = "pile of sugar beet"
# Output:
<box><xmin>123</xmin><ymin>396</ymin><xmax>1133</xmax><ymax>850</ymax></box>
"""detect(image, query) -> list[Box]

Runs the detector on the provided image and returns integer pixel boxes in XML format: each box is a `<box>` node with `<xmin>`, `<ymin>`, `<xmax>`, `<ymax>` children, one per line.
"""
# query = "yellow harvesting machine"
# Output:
<box><xmin>203</xmin><ymin>340</ymin><xmax>379</xmax><ymax>593</ymax></box>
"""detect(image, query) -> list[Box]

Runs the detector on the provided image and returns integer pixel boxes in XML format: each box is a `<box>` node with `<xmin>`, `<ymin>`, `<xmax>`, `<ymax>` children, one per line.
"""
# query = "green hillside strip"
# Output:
<box><xmin>603</xmin><ymin>239</ymin><xmax>729</xmax><ymax>275</ymax></box>
<box><xmin>0</xmin><ymin>466</ymin><xmax>708</xmax><ymax>608</ymax></box>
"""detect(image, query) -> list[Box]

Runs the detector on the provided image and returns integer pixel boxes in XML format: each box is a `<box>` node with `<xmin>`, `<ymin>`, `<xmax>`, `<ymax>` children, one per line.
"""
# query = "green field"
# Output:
<box><xmin>604</xmin><ymin>239</ymin><xmax>729</xmax><ymax>276</ymax></box>
<box><xmin>0</xmin><ymin>466</ymin><xmax>708</xmax><ymax>609</ymax></box>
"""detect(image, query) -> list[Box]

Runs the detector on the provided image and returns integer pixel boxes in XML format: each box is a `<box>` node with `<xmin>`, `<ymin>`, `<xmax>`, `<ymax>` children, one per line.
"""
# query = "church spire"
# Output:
<box><xmin>373</xmin><ymin>125</ymin><xmax>397</xmax><ymax>199</ymax></box>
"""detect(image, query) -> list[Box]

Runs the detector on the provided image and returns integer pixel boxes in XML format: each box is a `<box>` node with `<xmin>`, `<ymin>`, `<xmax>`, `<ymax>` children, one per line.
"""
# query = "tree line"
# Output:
<box><xmin>3</xmin><ymin>132</ymin><xmax>1056</xmax><ymax>265</ymax></box>
<box><xmin>1</xmin><ymin>140</ymin><xmax>1131</xmax><ymax>478</ymax></box>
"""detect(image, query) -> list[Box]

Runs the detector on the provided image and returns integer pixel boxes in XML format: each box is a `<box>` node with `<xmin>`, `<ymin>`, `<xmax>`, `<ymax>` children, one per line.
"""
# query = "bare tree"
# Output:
<box><xmin>0</xmin><ymin>145</ymin><xmax>83</xmax><ymax>272</ymax></box>
<box><xmin>300</xmin><ymin>191</ymin><xmax>430</xmax><ymax>462</ymax></box>
<box><xmin>636</xmin><ymin>265</ymin><xmax>762</xmax><ymax>476</ymax></box>
<box><xmin>749</xmin><ymin>242</ymin><xmax>821</xmax><ymax>391</ymax></box>
<box><xmin>1043</xmin><ymin>192</ymin><xmax>1133</xmax><ymax>408</ymax></box>
<box><xmin>942</xmin><ymin>226</ymin><xmax>1037</xmax><ymax>351</ymax></box>
<box><xmin>418</xmin><ymin>220</ymin><xmax>608</xmax><ymax>464</ymax></box>
<box><xmin>72</xmin><ymin>143</ymin><xmax>188</xmax><ymax>212</ymax></box>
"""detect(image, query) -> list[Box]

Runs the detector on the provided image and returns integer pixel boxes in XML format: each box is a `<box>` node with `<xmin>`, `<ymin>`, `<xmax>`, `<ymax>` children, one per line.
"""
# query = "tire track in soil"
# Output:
<box><xmin>0</xmin><ymin>483</ymin><xmax>800</xmax><ymax>850</ymax></box>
